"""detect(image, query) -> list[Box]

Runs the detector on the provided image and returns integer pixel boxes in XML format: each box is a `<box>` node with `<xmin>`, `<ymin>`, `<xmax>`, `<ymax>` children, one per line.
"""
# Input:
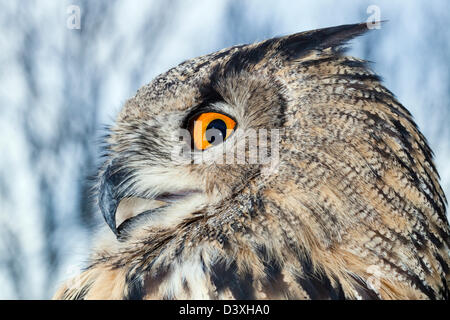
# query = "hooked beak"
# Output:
<box><xmin>98</xmin><ymin>163</ymin><xmax>124</xmax><ymax>236</ymax></box>
<box><xmin>98</xmin><ymin>162</ymin><xmax>203</xmax><ymax>237</ymax></box>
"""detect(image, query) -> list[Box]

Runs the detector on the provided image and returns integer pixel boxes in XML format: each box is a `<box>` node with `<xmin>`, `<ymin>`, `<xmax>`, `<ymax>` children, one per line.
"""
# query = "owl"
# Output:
<box><xmin>54</xmin><ymin>23</ymin><xmax>449</xmax><ymax>300</ymax></box>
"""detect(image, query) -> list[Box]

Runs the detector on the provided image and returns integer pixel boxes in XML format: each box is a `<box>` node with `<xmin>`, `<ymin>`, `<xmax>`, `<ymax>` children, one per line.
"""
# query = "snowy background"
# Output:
<box><xmin>0</xmin><ymin>0</ymin><xmax>449</xmax><ymax>299</ymax></box>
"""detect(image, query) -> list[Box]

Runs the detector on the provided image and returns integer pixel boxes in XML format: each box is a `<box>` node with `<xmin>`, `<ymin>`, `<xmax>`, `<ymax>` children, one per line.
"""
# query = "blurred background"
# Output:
<box><xmin>0</xmin><ymin>0</ymin><xmax>449</xmax><ymax>299</ymax></box>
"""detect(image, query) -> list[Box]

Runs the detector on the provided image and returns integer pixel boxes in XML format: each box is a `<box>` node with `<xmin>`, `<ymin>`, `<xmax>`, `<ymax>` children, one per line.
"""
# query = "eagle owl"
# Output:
<box><xmin>54</xmin><ymin>23</ymin><xmax>449</xmax><ymax>300</ymax></box>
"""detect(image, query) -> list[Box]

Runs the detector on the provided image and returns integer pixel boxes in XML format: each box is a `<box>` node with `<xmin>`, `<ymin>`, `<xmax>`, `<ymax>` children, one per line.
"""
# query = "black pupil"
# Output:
<box><xmin>206</xmin><ymin>119</ymin><xmax>228</xmax><ymax>145</ymax></box>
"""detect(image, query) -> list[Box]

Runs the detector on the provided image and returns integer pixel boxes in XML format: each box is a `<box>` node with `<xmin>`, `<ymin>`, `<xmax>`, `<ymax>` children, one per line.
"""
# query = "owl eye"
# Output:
<box><xmin>191</xmin><ymin>112</ymin><xmax>236</xmax><ymax>150</ymax></box>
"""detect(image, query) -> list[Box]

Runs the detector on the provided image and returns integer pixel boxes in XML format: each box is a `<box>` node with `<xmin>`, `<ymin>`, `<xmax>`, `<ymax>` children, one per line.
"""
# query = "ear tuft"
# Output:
<box><xmin>277</xmin><ymin>22</ymin><xmax>381</xmax><ymax>60</ymax></box>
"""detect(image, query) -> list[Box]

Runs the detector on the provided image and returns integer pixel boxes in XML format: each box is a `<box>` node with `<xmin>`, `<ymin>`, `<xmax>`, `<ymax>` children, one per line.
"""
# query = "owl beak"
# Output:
<box><xmin>98</xmin><ymin>163</ymin><xmax>203</xmax><ymax>237</ymax></box>
<box><xmin>98</xmin><ymin>164</ymin><xmax>123</xmax><ymax>236</ymax></box>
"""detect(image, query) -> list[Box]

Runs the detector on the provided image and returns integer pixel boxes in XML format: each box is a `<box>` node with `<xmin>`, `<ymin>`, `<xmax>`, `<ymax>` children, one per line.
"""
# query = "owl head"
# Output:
<box><xmin>67</xmin><ymin>22</ymin><xmax>448</xmax><ymax>300</ymax></box>
<box><xmin>99</xmin><ymin>23</ymin><xmax>378</xmax><ymax>236</ymax></box>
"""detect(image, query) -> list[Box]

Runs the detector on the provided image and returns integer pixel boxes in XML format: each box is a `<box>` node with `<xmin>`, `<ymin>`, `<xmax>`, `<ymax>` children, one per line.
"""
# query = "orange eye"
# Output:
<box><xmin>192</xmin><ymin>112</ymin><xmax>236</xmax><ymax>150</ymax></box>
